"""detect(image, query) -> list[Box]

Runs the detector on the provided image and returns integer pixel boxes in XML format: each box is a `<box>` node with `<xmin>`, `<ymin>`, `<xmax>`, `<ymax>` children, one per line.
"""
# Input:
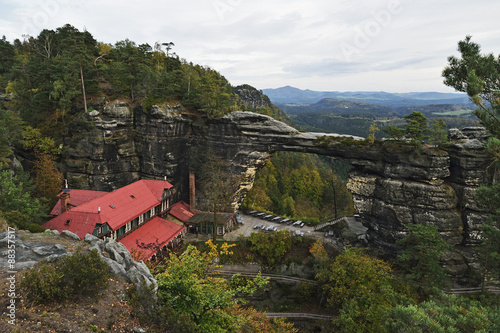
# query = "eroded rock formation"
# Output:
<box><xmin>63</xmin><ymin>102</ymin><xmax>495</xmax><ymax>278</ymax></box>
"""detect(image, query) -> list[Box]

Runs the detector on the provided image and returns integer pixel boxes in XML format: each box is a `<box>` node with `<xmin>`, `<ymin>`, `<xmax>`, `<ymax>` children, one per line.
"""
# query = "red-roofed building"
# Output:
<box><xmin>119</xmin><ymin>216</ymin><xmax>185</xmax><ymax>261</ymax></box>
<box><xmin>43</xmin><ymin>179</ymin><xmax>184</xmax><ymax>261</ymax></box>
<box><xmin>169</xmin><ymin>200</ymin><xmax>235</xmax><ymax>236</ymax></box>
<box><xmin>50</xmin><ymin>189</ymin><xmax>108</xmax><ymax>216</ymax></box>
<box><xmin>169</xmin><ymin>201</ymin><xmax>196</xmax><ymax>223</ymax></box>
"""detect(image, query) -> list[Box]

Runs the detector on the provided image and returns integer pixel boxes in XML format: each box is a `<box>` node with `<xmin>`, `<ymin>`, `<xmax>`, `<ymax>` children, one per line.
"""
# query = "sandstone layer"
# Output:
<box><xmin>62</xmin><ymin>103</ymin><xmax>495</xmax><ymax>279</ymax></box>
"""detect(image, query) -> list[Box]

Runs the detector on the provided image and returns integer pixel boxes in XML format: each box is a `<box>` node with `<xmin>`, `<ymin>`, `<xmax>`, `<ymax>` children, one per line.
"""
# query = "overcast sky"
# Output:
<box><xmin>1</xmin><ymin>0</ymin><xmax>499</xmax><ymax>93</ymax></box>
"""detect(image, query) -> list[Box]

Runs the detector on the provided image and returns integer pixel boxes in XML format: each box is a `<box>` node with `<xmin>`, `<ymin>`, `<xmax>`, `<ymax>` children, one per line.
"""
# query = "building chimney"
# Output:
<box><xmin>189</xmin><ymin>171</ymin><xmax>196</xmax><ymax>212</ymax></box>
<box><xmin>60</xmin><ymin>180</ymin><xmax>71</xmax><ymax>213</ymax></box>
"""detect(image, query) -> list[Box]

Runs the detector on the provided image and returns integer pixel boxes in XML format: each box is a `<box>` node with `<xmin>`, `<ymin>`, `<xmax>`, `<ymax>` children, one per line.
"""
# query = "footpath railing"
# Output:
<box><xmin>314</xmin><ymin>216</ymin><xmax>349</xmax><ymax>231</ymax></box>
<box><xmin>445</xmin><ymin>286</ymin><xmax>500</xmax><ymax>295</ymax></box>
<box><xmin>211</xmin><ymin>270</ymin><xmax>318</xmax><ymax>284</ymax></box>
<box><xmin>265</xmin><ymin>312</ymin><xmax>332</xmax><ymax>320</ymax></box>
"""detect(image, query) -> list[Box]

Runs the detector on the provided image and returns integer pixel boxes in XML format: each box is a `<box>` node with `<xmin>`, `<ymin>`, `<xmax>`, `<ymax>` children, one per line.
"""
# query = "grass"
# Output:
<box><xmin>433</xmin><ymin>109</ymin><xmax>473</xmax><ymax>116</ymax></box>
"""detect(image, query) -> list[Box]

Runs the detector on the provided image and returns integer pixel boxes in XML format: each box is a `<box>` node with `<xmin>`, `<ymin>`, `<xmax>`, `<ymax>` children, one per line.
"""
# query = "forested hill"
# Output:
<box><xmin>263</xmin><ymin>85</ymin><xmax>471</xmax><ymax>107</ymax></box>
<box><xmin>279</xmin><ymin>98</ymin><xmax>397</xmax><ymax>118</ymax></box>
<box><xmin>0</xmin><ymin>24</ymin><xmax>292</xmax><ymax>225</ymax></box>
<box><xmin>0</xmin><ymin>24</ymin><xmax>286</xmax><ymax>148</ymax></box>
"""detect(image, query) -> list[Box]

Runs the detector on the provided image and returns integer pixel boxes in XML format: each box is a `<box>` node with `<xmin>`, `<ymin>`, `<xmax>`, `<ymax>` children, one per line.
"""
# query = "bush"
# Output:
<box><xmin>27</xmin><ymin>223</ymin><xmax>45</xmax><ymax>233</ymax></box>
<box><xmin>62</xmin><ymin>250</ymin><xmax>110</xmax><ymax>295</ymax></box>
<box><xmin>21</xmin><ymin>263</ymin><xmax>69</xmax><ymax>303</ymax></box>
<box><xmin>21</xmin><ymin>249</ymin><xmax>109</xmax><ymax>304</ymax></box>
<box><xmin>127</xmin><ymin>282</ymin><xmax>200</xmax><ymax>333</ymax></box>
<box><xmin>1</xmin><ymin>211</ymin><xmax>45</xmax><ymax>233</ymax></box>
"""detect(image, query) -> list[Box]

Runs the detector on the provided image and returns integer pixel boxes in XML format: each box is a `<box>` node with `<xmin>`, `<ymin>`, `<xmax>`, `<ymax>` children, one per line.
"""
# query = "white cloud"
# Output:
<box><xmin>0</xmin><ymin>0</ymin><xmax>499</xmax><ymax>92</ymax></box>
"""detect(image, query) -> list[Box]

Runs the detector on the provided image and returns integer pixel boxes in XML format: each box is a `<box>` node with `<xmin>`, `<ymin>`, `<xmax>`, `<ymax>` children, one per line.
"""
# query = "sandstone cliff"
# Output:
<box><xmin>62</xmin><ymin>102</ymin><xmax>495</xmax><ymax>279</ymax></box>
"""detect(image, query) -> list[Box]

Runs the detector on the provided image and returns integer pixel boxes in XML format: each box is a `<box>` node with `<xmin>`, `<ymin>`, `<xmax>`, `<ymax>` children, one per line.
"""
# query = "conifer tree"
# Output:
<box><xmin>443</xmin><ymin>37</ymin><xmax>500</xmax><ymax>286</ymax></box>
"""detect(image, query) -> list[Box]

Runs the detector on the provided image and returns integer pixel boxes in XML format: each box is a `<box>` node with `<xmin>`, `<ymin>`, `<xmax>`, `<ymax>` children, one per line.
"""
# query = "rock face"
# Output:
<box><xmin>347</xmin><ymin>127</ymin><xmax>493</xmax><ymax>248</ymax></box>
<box><xmin>62</xmin><ymin>104</ymin><xmax>495</xmax><ymax>278</ymax></box>
<box><xmin>0</xmin><ymin>231</ymin><xmax>157</xmax><ymax>293</ymax></box>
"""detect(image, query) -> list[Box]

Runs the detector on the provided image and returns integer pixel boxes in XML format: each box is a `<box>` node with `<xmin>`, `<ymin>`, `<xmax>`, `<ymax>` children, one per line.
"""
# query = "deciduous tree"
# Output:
<box><xmin>248</xmin><ymin>230</ymin><xmax>294</xmax><ymax>266</ymax></box>
<box><xmin>156</xmin><ymin>241</ymin><xmax>271</xmax><ymax>332</ymax></box>
<box><xmin>316</xmin><ymin>248</ymin><xmax>400</xmax><ymax>333</ymax></box>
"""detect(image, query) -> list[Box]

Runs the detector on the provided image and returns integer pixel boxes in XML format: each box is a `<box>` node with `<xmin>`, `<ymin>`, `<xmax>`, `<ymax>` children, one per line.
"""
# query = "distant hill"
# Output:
<box><xmin>263</xmin><ymin>86</ymin><xmax>472</xmax><ymax>108</ymax></box>
<box><xmin>272</xmin><ymin>93</ymin><xmax>478</xmax><ymax>138</ymax></box>
<box><xmin>278</xmin><ymin>98</ymin><xmax>397</xmax><ymax>119</ymax></box>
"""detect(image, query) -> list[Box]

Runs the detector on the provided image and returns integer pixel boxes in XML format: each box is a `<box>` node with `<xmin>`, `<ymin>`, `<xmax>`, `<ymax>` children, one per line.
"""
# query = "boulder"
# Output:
<box><xmin>0</xmin><ymin>233</ymin><xmax>157</xmax><ymax>296</ymax></box>
<box><xmin>84</xmin><ymin>234</ymin><xmax>99</xmax><ymax>243</ymax></box>
<box><xmin>61</xmin><ymin>230</ymin><xmax>81</xmax><ymax>241</ymax></box>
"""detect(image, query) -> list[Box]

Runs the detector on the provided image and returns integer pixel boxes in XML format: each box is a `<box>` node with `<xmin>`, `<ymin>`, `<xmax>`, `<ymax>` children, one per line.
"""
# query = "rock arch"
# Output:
<box><xmin>65</xmin><ymin>108</ymin><xmax>494</xmax><ymax>253</ymax></box>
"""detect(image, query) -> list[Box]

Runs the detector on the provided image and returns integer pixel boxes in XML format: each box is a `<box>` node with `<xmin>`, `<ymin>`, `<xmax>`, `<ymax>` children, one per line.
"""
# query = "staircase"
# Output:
<box><xmin>314</xmin><ymin>216</ymin><xmax>349</xmax><ymax>231</ymax></box>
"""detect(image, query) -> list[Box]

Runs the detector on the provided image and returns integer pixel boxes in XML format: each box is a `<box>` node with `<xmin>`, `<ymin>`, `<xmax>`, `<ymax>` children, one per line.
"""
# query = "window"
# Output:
<box><xmin>132</xmin><ymin>218</ymin><xmax>138</xmax><ymax>228</ymax></box>
<box><xmin>139</xmin><ymin>215</ymin><xmax>144</xmax><ymax>224</ymax></box>
<box><xmin>117</xmin><ymin>226</ymin><xmax>126</xmax><ymax>237</ymax></box>
<box><xmin>150</xmin><ymin>208</ymin><xmax>155</xmax><ymax>217</ymax></box>
<box><xmin>145</xmin><ymin>211</ymin><xmax>150</xmax><ymax>220</ymax></box>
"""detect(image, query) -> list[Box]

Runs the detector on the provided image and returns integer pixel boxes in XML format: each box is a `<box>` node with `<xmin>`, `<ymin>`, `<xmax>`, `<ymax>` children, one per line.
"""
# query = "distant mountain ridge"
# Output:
<box><xmin>263</xmin><ymin>85</ymin><xmax>471</xmax><ymax>108</ymax></box>
<box><xmin>280</xmin><ymin>98</ymin><xmax>396</xmax><ymax>118</ymax></box>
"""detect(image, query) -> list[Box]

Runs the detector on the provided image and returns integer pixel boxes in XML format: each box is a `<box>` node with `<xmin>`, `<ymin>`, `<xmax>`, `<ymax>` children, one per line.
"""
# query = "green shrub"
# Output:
<box><xmin>62</xmin><ymin>250</ymin><xmax>110</xmax><ymax>295</ymax></box>
<box><xmin>1</xmin><ymin>211</ymin><xmax>46</xmax><ymax>233</ymax></box>
<box><xmin>27</xmin><ymin>223</ymin><xmax>45</xmax><ymax>233</ymax></box>
<box><xmin>21</xmin><ymin>249</ymin><xmax>109</xmax><ymax>304</ymax></box>
<box><xmin>21</xmin><ymin>263</ymin><xmax>69</xmax><ymax>303</ymax></box>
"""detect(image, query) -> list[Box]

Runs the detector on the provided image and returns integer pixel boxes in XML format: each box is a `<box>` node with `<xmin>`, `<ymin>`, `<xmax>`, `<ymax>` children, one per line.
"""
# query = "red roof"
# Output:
<box><xmin>169</xmin><ymin>201</ymin><xmax>195</xmax><ymax>223</ymax></box>
<box><xmin>119</xmin><ymin>216</ymin><xmax>185</xmax><ymax>260</ymax></box>
<box><xmin>42</xmin><ymin>211</ymin><xmax>105</xmax><ymax>239</ymax></box>
<box><xmin>68</xmin><ymin>179</ymin><xmax>172</xmax><ymax>230</ymax></box>
<box><xmin>44</xmin><ymin>179</ymin><xmax>174</xmax><ymax>237</ymax></box>
<box><xmin>142</xmin><ymin>179</ymin><xmax>173</xmax><ymax>199</ymax></box>
<box><xmin>50</xmin><ymin>189</ymin><xmax>108</xmax><ymax>216</ymax></box>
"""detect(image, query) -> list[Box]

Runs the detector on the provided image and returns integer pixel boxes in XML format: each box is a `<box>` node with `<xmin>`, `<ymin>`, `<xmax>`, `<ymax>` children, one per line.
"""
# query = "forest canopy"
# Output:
<box><xmin>0</xmin><ymin>24</ymin><xmax>287</xmax><ymax>140</ymax></box>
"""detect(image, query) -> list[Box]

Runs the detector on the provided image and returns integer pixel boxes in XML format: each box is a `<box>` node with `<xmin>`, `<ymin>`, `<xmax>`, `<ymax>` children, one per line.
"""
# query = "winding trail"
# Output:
<box><xmin>211</xmin><ymin>270</ymin><xmax>318</xmax><ymax>284</ymax></box>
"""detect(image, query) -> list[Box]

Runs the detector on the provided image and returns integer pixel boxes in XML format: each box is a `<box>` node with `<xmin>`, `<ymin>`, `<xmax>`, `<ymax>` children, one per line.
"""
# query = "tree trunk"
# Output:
<box><xmin>213</xmin><ymin>202</ymin><xmax>217</xmax><ymax>243</ymax></box>
<box><xmin>80</xmin><ymin>64</ymin><xmax>88</xmax><ymax>113</ymax></box>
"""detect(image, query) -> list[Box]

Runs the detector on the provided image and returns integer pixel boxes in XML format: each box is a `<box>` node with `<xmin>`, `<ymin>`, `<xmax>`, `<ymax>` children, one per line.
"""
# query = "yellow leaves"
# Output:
<box><xmin>204</xmin><ymin>239</ymin><xmax>236</xmax><ymax>257</ymax></box>
<box><xmin>97</xmin><ymin>42</ymin><xmax>112</xmax><ymax>55</ymax></box>
<box><xmin>309</xmin><ymin>240</ymin><xmax>328</xmax><ymax>264</ymax></box>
